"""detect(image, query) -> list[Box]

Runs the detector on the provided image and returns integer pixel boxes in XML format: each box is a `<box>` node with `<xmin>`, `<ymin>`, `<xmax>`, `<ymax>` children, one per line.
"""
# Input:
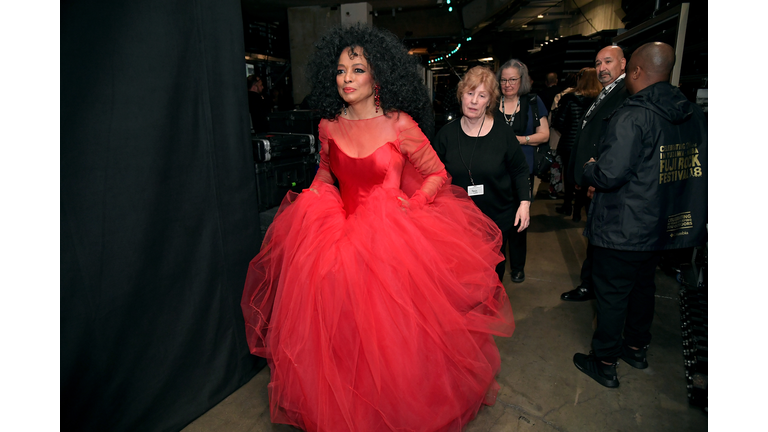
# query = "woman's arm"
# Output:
<box><xmin>516</xmin><ymin>96</ymin><xmax>550</xmax><ymax>146</ymax></box>
<box><xmin>399</xmin><ymin>123</ymin><xmax>448</xmax><ymax>209</ymax></box>
<box><xmin>517</xmin><ymin>116</ymin><xmax>550</xmax><ymax>146</ymax></box>
<box><xmin>308</xmin><ymin>121</ymin><xmax>336</xmax><ymax>191</ymax></box>
<box><xmin>505</xmin><ymin>132</ymin><xmax>532</xmax><ymax>231</ymax></box>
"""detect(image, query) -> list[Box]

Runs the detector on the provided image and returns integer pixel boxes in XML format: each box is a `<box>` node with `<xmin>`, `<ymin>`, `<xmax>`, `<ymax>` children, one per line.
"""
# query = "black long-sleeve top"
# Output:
<box><xmin>433</xmin><ymin>117</ymin><xmax>531</xmax><ymax>233</ymax></box>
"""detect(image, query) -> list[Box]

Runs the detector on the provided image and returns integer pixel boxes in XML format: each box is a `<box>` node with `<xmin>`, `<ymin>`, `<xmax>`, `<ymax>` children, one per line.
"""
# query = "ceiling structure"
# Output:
<box><xmin>241</xmin><ymin>0</ymin><xmax>584</xmax><ymax>65</ymax></box>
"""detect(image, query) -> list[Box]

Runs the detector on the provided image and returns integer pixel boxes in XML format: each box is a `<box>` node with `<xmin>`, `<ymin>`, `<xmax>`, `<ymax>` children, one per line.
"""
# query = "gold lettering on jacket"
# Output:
<box><xmin>658</xmin><ymin>142</ymin><xmax>703</xmax><ymax>185</ymax></box>
<box><xmin>667</xmin><ymin>211</ymin><xmax>693</xmax><ymax>233</ymax></box>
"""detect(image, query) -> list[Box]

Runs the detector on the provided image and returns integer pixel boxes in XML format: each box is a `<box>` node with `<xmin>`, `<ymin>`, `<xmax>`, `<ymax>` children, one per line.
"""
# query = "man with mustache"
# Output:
<box><xmin>560</xmin><ymin>45</ymin><xmax>629</xmax><ymax>302</ymax></box>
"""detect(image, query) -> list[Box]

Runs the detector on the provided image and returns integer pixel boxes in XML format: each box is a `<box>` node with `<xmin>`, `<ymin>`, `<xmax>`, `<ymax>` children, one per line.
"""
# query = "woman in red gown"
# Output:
<box><xmin>241</xmin><ymin>25</ymin><xmax>515</xmax><ymax>432</ymax></box>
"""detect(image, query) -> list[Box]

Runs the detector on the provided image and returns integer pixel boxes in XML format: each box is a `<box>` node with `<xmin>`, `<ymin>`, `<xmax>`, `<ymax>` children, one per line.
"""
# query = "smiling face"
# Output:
<box><xmin>499</xmin><ymin>67</ymin><xmax>522</xmax><ymax>98</ymax></box>
<box><xmin>594</xmin><ymin>46</ymin><xmax>626</xmax><ymax>86</ymax></box>
<box><xmin>461</xmin><ymin>82</ymin><xmax>491</xmax><ymax>120</ymax></box>
<box><xmin>336</xmin><ymin>47</ymin><xmax>376</xmax><ymax>107</ymax></box>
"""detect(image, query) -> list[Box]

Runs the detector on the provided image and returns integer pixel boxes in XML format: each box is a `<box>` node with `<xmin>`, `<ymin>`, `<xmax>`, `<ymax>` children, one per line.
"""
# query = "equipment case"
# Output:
<box><xmin>252</xmin><ymin>132</ymin><xmax>316</xmax><ymax>163</ymax></box>
<box><xmin>254</xmin><ymin>154</ymin><xmax>319</xmax><ymax>212</ymax></box>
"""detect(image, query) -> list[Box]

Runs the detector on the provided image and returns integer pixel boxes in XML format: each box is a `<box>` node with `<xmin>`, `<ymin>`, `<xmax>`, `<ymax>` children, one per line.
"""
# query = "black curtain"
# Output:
<box><xmin>61</xmin><ymin>1</ymin><xmax>265</xmax><ymax>430</ymax></box>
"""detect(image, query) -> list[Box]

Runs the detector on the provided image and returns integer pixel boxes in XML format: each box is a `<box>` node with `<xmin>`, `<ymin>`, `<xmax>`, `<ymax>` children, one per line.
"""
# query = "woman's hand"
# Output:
<box><xmin>397</xmin><ymin>196</ymin><xmax>410</xmax><ymax>212</ymax></box>
<box><xmin>514</xmin><ymin>201</ymin><xmax>531</xmax><ymax>232</ymax></box>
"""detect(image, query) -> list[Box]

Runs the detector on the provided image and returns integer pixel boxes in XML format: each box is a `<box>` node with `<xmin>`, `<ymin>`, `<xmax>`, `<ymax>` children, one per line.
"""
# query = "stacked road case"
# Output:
<box><xmin>678</xmin><ymin>244</ymin><xmax>708</xmax><ymax>412</ymax></box>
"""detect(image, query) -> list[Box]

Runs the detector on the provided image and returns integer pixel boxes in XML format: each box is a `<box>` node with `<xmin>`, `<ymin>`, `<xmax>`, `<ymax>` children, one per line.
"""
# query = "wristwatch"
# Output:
<box><xmin>525</xmin><ymin>136</ymin><xmax>530</xmax><ymax>144</ymax></box>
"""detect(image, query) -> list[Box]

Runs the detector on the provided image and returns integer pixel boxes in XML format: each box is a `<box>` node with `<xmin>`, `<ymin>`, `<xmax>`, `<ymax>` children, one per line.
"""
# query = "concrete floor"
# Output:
<box><xmin>183</xmin><ymin>185</ymin><xmax>708</xmax><ymax>432</ymax></box>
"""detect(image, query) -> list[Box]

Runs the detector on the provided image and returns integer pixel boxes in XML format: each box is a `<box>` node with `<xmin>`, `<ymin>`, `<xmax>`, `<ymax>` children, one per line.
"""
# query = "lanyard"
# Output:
<box><xmin>457</xmin><ymin>115</ymin><xmax>486</xmax><ymax>186</ymax></box>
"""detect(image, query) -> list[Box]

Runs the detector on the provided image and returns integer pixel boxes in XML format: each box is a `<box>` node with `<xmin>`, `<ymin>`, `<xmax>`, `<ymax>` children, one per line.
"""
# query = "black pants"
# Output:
<box><xmin>591</xmin><ymin>246</ymin><xmax>662</xmax><ymax>363</ymax></box>
<box><xmin>496</xmin><ymin>224</ymin><xmax>527</xmax><ymax>281</ymax></box>
<box><xmin>579</xmin><ymin>241</ymin><xmax>594</xmax><ymax>288</ymax></box>
<box><xmin>559</xmin><ymin>148</ymin><xmax>574</xmax><ymax>210</ymax></box>
<box><xmin>574</xmin><ymin>187</ymin><xmax>590</xmax><ymax>216</ymax></box>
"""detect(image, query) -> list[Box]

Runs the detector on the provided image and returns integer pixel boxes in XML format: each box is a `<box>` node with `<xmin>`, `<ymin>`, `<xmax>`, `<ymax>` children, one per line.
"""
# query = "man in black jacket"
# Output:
<box><xmin>560</xmin><ymin>45</ymin><xmax>629</xmax><ymax>302</ymax></box>
<box><xmin>573</xmin><ymin>42</ymin><xmax>708</xmax><ymax>388</ymax></box>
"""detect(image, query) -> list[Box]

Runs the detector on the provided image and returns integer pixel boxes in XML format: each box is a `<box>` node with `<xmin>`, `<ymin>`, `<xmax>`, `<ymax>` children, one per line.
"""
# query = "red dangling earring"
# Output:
<box><xmin>374</xmin><ymin>84</ymin><xmax>381</xmax><ymax>113</ymax></box>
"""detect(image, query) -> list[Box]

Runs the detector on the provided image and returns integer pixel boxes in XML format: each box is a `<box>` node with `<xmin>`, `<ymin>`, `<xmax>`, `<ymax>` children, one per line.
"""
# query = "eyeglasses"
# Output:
<box><xmin>500</xmin><ymin>77</ymin><xmax>521</xmax><ymax>86</ymax></box>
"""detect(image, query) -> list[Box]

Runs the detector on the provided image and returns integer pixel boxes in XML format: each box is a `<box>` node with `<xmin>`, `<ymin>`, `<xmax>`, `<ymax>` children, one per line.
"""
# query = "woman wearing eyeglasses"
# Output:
<box><xmin>495</xmin><ymin>59</ymin><xmax>549</xmax><ymax>283</ymax></box>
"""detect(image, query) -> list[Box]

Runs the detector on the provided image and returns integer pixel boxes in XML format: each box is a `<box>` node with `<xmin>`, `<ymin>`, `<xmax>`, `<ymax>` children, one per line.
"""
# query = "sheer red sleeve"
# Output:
<box><xmin>398</xmin><ymin>121</ymin><xmax>447</xmax><ymax>209</ymax></box>
<box><xmin>309</xmin><ymin>120</ymin><xmax>336</xmax><ymax>188</ymax></box>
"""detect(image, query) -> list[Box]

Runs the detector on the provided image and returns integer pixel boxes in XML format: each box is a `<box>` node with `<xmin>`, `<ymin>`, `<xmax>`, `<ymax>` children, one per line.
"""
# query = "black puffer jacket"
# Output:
<box><xmin>582</xmin><ymin>81</ymin><xmax>707</xmax><ymax>251</ymax></box>
<box><xmin>552</xmin><ymin>92</ymin><xmax>594</xmax><ymax>152</ymax></box>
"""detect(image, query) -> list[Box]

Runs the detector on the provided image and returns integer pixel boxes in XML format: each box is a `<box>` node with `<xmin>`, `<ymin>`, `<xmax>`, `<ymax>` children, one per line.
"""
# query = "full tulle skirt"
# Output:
<box><xmin>242</xmin><ymin>183</ymin><xmax>515</xmax><ymax>432</ymax></box>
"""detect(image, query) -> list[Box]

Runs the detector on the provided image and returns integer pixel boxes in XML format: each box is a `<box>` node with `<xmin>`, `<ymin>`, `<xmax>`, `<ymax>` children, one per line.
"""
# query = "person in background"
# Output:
<box><xmin>433</xmin><ymin>66</ymin><xmax>531</xmax><ymax>283</ymax></box>
<box><xmin>559</xmin><ymin>45</ymin><xmax>629</xmax><ymax>303</ymax></box>
<box><xmin>553</xmin><ymin>67</ymin><xmax>601</xmax><ymax>219</ymax></box>
<box><xmin>247</xmin><ymin>74</ymin><xmax>270</xmax><ymax>133</ymax></box>
<box><xmin>496</xmin><ymin>59</ymin><xmax>549</xmax><ymax>204</ymax></box>
<box><xmin>539</xmin><ymin>72</ymin><xmax>561</xmax><ymax>112</ymax></box>
<box><xmin>551</xmin><ymin>72</ymin><xmax>578</xmax><ymax>113</ymax></box>
<box><xmin>573</xmin><ymin>42</ymin><xmax>707</xmax><ymax>388</ymax></box>
<box><xmin>546</xmin><ymin>72</ymin><xmax>578</xmax><ymax>199</ymax></box>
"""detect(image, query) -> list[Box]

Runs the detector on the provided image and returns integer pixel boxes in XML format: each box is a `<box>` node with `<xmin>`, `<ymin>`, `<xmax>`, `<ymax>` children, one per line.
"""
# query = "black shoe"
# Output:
<box><xmin>560</xmin><ymin>286</ymin><xmax>595</xmax><ymax>302</ymax></box>
<box><xmin>511</xmin><ymin>271</ymin><xmax>525</xmax><ymax>283</ymax></box>
<box><xmin>572</xmin><ymin>211</ymin><xmax>582</xmax><ymax>222</ymax></box>
<box><xmin>620</xmin><ymin>343</ymin><xmax>649</xmax><ymax>369</ymax></box>
<box><xmin>555</xmin><ymin>206</ymin><xmax>572</xmax><ymax>216</ymax></box>
<box><xmin>573</xmin><ymin>352</ymin><xmax>619</xmax><ymax>388</ymax></box>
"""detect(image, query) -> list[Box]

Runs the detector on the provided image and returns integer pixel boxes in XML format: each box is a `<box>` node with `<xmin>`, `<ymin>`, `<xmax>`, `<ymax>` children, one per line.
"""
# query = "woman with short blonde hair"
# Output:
<box><xmin>456</xmin><ymin>66</ymin><xmax>500</xmax><ymax>116</ymax></box>
<box><xmin>434</xmin><ymin>66</ymin><xmax>531</xmax><ymax>283</ymax></box>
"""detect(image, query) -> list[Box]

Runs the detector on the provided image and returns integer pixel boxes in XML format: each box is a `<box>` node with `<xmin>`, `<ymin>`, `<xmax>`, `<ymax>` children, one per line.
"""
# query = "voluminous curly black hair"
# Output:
<box><xmin>306</xmin><ymin>24</ymin><xmax>435</xmax><ymax>140</ymax></box>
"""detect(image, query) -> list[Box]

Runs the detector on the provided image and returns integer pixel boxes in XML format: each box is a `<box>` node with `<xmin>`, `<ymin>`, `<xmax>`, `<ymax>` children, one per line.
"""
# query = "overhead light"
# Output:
<box><xmin>478</xmin><ymin>57</ymin><xmax>493</xmax><ymax>62</ymax></box>
<box><xmin>554</xmin><ymin>37</ymin><xmax>559</xmax><ymax>40</ymax></box>
<box><xmin>466</xmin><ymin>36</ymin><xmax>472</xmax><ymax>41</ymax></box>
<box><xmin>447</xmin><ymin>0</ymin><xmax>451</xmax><ymax>3</ymax></box>
<box><xmin>521</xmin><ymin>24</ymin><xmax>528</xmax><ymax>28</ymax></box>
<box><xmin>537</xmin><ymin>14</ymin><xmax>544</xmax><ymax>18</ymax></box>
<box><xmin>448</xmin><ymin>6</ymin><xmax>452</xmax><ymax>12</ymax></box>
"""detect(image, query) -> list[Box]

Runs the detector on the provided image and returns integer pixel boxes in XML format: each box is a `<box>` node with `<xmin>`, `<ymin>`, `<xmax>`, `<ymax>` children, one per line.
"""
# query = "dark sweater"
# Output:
<box><xmin>433</xmin><ymin>117</ymin><xmax>531</xmax><ymax>233</ymax></box>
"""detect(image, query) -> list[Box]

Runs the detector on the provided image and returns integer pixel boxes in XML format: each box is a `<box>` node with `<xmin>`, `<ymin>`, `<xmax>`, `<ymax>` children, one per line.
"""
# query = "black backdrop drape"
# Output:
<box><xmin>61</xmin><ymin>1</ymin><xmax>265</xmax><ymax>430</ymax></box>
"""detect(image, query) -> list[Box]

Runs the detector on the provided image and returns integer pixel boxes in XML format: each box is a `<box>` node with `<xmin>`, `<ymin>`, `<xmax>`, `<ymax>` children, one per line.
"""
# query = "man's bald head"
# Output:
<box><xmin>630</xmin><ymin>42</ymin><xmax>675</xmax><ymax>78</ymax></box>
<box><xmin>595</xmin><ymin>45</ymin><xmax>626</xmax><ymax>86</ymax></box>
<box><xmin>625</xmin><ymin>42</ymin><xmax>676</xmax><ymax>94</ymax></box>
<box><xmin>597</xmin><ymin>45</ymin><xmax>625</xmax><ymax>61</ymax></box>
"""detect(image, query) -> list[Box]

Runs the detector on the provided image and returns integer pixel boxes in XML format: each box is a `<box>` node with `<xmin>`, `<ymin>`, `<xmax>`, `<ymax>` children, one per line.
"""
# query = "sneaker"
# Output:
<box><xmin>620</xmin><ymin>344</ymin><xmax>649</xmax><ymax>369</ymax></box>
<box><xmin>573</xmin><ymin>352</ymin><xmax>619</xmax><ymax>388</ymax></box>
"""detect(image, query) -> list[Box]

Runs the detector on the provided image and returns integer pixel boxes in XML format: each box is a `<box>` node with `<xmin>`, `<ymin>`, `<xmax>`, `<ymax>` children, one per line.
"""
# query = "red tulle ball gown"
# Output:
<box><xmin>242</xmin><ymin>112</ymin><xmax>515</xmax><ymax>432</ymax></box>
